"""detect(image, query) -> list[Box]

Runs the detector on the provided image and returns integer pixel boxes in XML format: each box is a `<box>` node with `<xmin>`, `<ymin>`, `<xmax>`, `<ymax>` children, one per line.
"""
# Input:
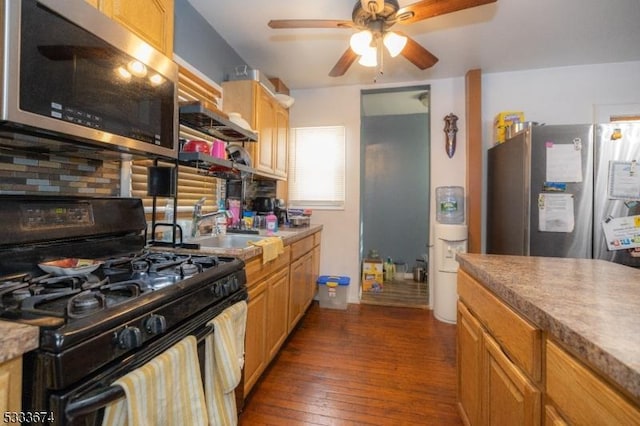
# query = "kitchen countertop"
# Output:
<box><xmin>0</xmin><ymin>320</ymin><xmax>39</xmax><ymax>364</ymax></box>
<box><xmin>456</xmin><ymin>253</ymin><xmax>640</xmax><ymax>404</ymax></box>
<box><xmin>157</xmin><ymin>224</ymin><xmax>323</xmax><ymax>260</ymax></box>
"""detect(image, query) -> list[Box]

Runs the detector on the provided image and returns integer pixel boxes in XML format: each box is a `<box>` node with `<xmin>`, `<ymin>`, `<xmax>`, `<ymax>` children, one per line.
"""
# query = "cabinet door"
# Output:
<box><xmin>311</xmin><ymin>244</ymin><xmax>321</xmax><ymax>300</ymax></box>
<box><xmin>273</xmin><ymin>104</ymin><xmax>289</xmax><ymax>177</ymax></box>
<box><xmin>288</xmin><ymin>256</ymin><xmax>303</xmax><ymax>332</ymax></box>
<box><xmin>546</xmin><ymin>339</ymin><xmax>640</xmax><ymax>425</ymax></box>
<box><xmin>457</xmin><ymin>301</ymin><xmax>483</xmax><ymax>426</ymax></box>
<box><xmin>255</xmin><ymin>88</ymin><xmax>275</xmax><ymax>174</ymax></box>
<box><xmin>101</xmin><ymin>0</ymin><xmax>174</xmax><ymax>55</ymax></box>
<box><xmin>266</xmin><ymin>267</ymin><xmax>289</xmax><ymax>360</ymax></box>
<box><xmin>303</xmin><ymin>251</ymin><xmax>314</xmax><ymax>310</ymax></box>
<box><xmin>244</xmin><ymin>281</ymin><xmax>267</xmax><ymax>395</ymax></box>
<box><xmin>483</xmin><ymin>332</ymin><xmax>541</xmax><ymax>426</ymax></box>
<box><xmin>0</xmin><ymin>357</ymin><xmax>22</xmax><ymax>414</ymax></box>
<box><xmin>544</xmin><ymin>404</ymin><xmax>568</xmax><ymax>426</ymax></box>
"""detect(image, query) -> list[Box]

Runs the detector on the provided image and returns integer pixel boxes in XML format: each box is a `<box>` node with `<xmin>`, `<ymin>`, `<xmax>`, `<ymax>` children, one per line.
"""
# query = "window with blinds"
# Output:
<box><xmin>131</xmin><ymin>65</ymin><xmax>225</xmax><ymax>221</ymax></box>
<box><xmin>288</xmin><ymin>126</ymin><xmax>346</xmax><ymax>209</ymax></box>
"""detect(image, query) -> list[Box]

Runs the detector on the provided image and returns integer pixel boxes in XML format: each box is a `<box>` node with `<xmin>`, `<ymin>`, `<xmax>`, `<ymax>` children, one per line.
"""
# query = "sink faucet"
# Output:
<box><xmin>191</xmin><ymin>197</ymin><xmax>232</xmax><ymax>238</ymax></box>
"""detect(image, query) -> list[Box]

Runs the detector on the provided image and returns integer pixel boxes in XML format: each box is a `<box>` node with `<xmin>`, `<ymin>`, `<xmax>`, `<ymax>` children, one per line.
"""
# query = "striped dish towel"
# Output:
<box><xmin>205</xmin><ymin>300</ymin><xmax>248</xmax><ymax>426</ymax></box>
<box><xmin>249</xmin><ymin>237</ymin><xmax>284</xmax><ymax>264</ymax></box>
<box><xmin>102</xmin><ymin>336</ymin><xmax>208</xmax><ymax>426</ymax></box>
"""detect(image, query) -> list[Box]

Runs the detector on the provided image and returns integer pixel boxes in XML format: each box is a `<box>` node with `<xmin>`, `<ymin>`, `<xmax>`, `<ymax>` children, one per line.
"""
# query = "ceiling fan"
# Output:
<box><xmin>268</xmin><ymin>0</ymin><xmax>497</xmax><ymax>77</ymax></box>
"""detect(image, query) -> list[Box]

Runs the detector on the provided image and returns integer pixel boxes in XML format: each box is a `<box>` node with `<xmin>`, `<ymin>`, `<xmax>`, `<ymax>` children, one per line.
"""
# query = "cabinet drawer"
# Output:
<box><xmin>245</xmin><ymin>246</ymin><xmax>290</xmax><ymax>285</ymax></box>
<box><xmin>546</xmin><ymin>339</ymin><xmax>640</xmax><ymax>425</ymax></box>
<box><xmin>291</xmin><ymin>235</ymin><xmax>314</xmax><ymax>260</ymax></box>
<box><xmin>458</xmin><ymin>269</ymin><xmax>542</xmax><ymax>382</ymax></box>
<box><xmin>313</xmin><ymin>231</ymin><xmax>321</xmax><ymax>247</ymax></box>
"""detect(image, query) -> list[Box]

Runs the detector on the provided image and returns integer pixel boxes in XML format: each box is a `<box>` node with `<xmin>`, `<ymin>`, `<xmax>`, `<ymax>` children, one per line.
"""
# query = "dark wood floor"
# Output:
<box><xmin>239</xmin><ymin>302</ymin><xmax>462</xmax><ymax>425</ymax></box>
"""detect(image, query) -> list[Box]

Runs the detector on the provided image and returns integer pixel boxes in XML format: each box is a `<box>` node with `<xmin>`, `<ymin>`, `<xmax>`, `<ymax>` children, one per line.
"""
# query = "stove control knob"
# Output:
<box><xmin>228</xmin><ymin>276</ymin><xmax>239</xmax><ymax>292</ymax></box>
<box><xmin>211</xmin><ymin>282</ymin><xmax>223</xmax><ymax>298</ymax></box>
<box><xmin>117</xmin><ymin>326</ymin><xmax>143</xmax><ymax>350</ymax></box>
<box><xmin>144</xmin><ymin>314</ymin><xmax>167</xmax><ymax>335</ymax></box>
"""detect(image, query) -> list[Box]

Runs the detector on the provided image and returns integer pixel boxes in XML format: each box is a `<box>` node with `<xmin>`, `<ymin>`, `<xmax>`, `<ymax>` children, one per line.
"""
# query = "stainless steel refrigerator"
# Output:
<box><xmin>487</xmin><ymin>123</ymin><xmax>640</xmax><ymax>268</ymax></box>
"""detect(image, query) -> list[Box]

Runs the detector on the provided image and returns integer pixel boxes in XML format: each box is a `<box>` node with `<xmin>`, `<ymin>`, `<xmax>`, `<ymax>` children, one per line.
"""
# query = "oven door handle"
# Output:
<box><xmin>65</xmin><ymin>324</ymin><xmax>214</xmax><ymax>421</ymax></box>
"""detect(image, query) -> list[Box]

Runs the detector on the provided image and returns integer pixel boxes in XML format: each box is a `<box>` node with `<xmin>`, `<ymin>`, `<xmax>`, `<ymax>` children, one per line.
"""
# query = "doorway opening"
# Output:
<box><xmin>359</xmin><ymin>85</ymin><xmax>431</xmax><ymax>308</ymax></box>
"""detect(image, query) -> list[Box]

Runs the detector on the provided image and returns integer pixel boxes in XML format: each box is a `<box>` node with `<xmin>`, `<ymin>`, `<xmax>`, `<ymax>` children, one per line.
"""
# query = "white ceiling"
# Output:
<box><xmin>188</xmin><ymin>0</ymin><xmax>640</xmax><ymax>91</ymax></box>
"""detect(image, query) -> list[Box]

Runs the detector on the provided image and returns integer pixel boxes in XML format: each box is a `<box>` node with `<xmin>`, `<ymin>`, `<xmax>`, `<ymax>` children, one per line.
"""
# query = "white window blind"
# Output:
<box><xmin>288</xmin><ymin>126</ymin><xmax>345</xmax><ymax>209</ymax></box>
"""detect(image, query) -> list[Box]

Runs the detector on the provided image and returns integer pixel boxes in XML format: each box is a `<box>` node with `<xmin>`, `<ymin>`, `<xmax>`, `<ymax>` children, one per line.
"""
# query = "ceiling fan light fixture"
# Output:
<box><xmin>350</xmin><ymin>29</ymin><xmax>373</xmax><ymax>55</ymax></box>
<box><xmin>383</xmin><ymin>31</ymin><xmax>407</xmax><ymax>57</ymax></box>
<box><xmin>358</xmin><ymin>46</ymin><xmax>378</xmax><ymax>67</ymax></box>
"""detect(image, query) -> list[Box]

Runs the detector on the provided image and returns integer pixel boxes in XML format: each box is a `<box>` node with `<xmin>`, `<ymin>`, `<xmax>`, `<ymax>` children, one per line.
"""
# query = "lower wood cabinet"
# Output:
<box><xmin>457</xmin><ymin>301</ymin><xmax>483</xmax><ymax>426</ymax></box>
<box><xmin>458</xmin><ymin>268</ymin><xmax>640</xmax><ymax>426</ymax></box>
<box><xmin>244</xmin><ymin>279</ymin><xmax>268</xmax><ymax>395</ymax></box>
<box><xmin>457</xmin><ymin>270</ymin><xmax>542</xmax><ymax>426</ymax></box>
<box><xmin>288</xmin><ymin>251</ymin><xmax>312</xmax><ymax>332</ymax></box>
<box><xmin>243</xmin><ymin>231</ymin><xmax>321</xmax><ymax>397</ymax></box>
<box><xmin>546</xmin><ymin>339</ymin><xmax>640</xmax><ymax>425</ymax></box>
<box><xmin>0</xmin><ymin>356</ymin><xmax>23</xmax><ymax>415</ymax></box>
<box><xmin>266</xmin><ymin>267</ymin><xmax>289</xmax><ymax>360</ymax></box>
<box><xmin>483</xmin><ymin>332</ymin><xmax>541</xmax><ymax>426</ymax></box>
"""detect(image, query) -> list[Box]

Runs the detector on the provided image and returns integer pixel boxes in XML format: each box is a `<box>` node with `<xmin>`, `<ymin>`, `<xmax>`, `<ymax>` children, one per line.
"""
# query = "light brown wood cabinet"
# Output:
<box><xmin>266</xmin><ymin>267</ymin><xmax>290</xmax><ymax>360</ymax></box>
<box><xmin>458</xmin><ymin>268</ymin><xmax>640</xmax><ymax>426</ymax></box>
<box><xmin>243</xmin><ymin>230</ymin><xmax>321</xmax><ymax>397</ymax></box>
<box><xmin>243</xmin><ymin>245</ymin><xmax>290</xmax><ymax>396</ymax></box>
<box><xmin>243</xmin><ymin>279</ymin><xmax>268</xmax><ymax>395</ymax></box>
<box><xmin>457</xmin><ymin>270</ymin><xmax>542</xmax><ymax>426</ymax></box>
<box><xmin>222</xmin><ymin>80</ymin><xmax>289</xmax><ymax>178</ymax></box>
<box><xmin>87</xmin><ymin>0</ymin><xmax>174</xmax><ymax>56</ymax></box>
<box><xmin>546</xmin><ymin>339</ymin><xmax>640</xmax><ymax>425</ymax></box>
<box><xmin>0</xmin><ymin>357</ymin><xmax>23</xmax><ymax>415</ymax></box>
<box><xmin>288</xmin><ymin>234</ymin><xmax>318</xmax><ymax>332</ymax></box>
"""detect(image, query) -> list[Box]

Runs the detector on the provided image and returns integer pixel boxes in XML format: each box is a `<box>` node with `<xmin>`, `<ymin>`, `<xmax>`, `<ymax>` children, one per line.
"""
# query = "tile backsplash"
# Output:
<box><xmin>0</xmin><ymin>148</ymin><xmax>121</xmax><ymax>196</ymax></box>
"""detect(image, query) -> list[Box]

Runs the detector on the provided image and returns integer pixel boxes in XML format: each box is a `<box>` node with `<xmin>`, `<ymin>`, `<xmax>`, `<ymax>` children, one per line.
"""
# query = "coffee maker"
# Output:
<box><xmin>274</xmin><ymin>198</ymin><xmax>288</xmax><ymax>225</ymax></box>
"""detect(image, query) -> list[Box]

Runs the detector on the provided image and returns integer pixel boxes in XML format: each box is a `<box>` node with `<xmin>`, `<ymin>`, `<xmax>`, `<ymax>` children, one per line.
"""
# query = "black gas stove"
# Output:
<box><xmin>0</xmin><ymin>195</ymin><xmax>247</xmax><ymax>425</ymax></box>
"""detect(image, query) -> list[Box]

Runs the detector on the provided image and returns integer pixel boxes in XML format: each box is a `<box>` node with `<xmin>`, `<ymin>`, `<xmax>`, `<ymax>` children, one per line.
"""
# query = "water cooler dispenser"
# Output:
<box><xmin>433</xmin><ymin>186</ymin><xmax>467</xmax><ymax>324</ymax></box>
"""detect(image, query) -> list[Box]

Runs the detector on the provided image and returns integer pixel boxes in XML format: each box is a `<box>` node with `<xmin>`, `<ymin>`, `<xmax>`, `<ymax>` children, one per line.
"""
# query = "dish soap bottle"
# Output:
<box><xmin>266</xmin><ymin>211</ymin><xmax>278</xmax><ymax>234</ymax></box>
<box><xmin>384</xmin><ymin>257</ymin><xmax>395</xmax><ymax>282</ymax></box>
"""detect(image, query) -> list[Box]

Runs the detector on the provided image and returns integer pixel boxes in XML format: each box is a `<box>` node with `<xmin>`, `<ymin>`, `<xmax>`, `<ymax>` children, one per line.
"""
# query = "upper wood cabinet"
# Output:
<box><xmin>222</xmin><ymin>80</ymin><xmax>289</xmax><ymax>179</ymax></box>
<box><xmin>88</xmin><ymin>0</ymin><xmax>174</xmax><ymax>56</ymax></box>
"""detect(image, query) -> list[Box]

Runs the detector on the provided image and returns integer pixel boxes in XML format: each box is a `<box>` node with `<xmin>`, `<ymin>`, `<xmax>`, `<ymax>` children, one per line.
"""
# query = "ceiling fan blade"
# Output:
<box><xmin>396</xmin><ymin>0</ymin><xmax>497</xmax><ymax>25</ymax></box>
<box><xmin>268</xmin><ymin>19</ymin><xmax>354</xmax><ymax>29</ymax></box>
<box><xmin>329</xmin><ymin>48</ymin><xmax>359</xmax><ymax>77</ymax></box>
<box><xmin>397</xmin><ymin>33</ymin><xmax>439</xmax><ymax>70</ymax></box>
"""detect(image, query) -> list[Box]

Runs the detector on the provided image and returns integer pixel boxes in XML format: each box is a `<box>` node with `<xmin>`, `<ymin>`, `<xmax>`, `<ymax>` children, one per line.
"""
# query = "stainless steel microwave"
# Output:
<box><xmin>0</xmin><ymin>0</ymin><xmax>178</xmax><ymax>159</ymax></box>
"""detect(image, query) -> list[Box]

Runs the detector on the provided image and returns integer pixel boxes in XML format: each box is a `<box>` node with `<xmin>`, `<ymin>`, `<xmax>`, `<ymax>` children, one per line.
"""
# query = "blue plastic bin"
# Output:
<box><xmin>317</xmin><ymin>275</ymin><xmax>350</xmax><ymax>309</ymax></box>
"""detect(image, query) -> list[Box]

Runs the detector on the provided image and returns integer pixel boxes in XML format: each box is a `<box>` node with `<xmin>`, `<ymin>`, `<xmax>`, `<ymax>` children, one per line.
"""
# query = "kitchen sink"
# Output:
<box><xmin>191</xmin><ymin>233</ymin><xmax>268</xmax><ymax>249</ymax></box>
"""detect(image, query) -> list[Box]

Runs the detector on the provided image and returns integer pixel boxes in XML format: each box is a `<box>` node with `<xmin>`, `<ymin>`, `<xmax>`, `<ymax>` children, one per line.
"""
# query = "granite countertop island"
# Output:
<box><xmin>456</xmin><ymin>253</ymin><xmax>640</xmax><ymax>404</ymax></box>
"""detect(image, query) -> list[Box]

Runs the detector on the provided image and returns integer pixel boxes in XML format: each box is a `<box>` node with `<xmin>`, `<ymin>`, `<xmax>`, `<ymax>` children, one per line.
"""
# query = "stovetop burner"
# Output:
<box><xmin>0</xmin><ymin>250</ymin><xmax>225</xmax><ymax>321</ymax></box>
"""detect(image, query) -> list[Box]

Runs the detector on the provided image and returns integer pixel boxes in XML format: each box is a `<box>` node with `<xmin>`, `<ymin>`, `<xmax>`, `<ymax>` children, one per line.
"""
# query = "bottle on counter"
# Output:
<box><xmin>266</xmin><ymin>211</ymin><xmax>278</xmax><ymax>234</ymax></box>
<box><xmin>384</xmin><ymin>257</ymin><xmax>395</xmax><ymax>282</ymax></box>
<box><xmin>163</xmin><ymin>198</ymin><xmax>174</xmax><ymax>241</ymax></box>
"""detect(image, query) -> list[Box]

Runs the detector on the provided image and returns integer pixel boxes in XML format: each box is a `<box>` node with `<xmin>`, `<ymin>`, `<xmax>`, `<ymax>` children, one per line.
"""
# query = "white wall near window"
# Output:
<box><xmin>288</xmin><ymin>126</ymin><xmax>346</xmax><ymax>209</ymax></box>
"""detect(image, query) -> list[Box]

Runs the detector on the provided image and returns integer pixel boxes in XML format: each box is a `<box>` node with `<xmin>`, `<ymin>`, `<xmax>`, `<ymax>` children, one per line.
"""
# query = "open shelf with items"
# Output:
<box><xmin>178</xmin><ymin>151</ymin><xmax>253</xmax><ymax>180</ymax></box>
<box><xmin>179</xmin><ymin>102</ymin><xmax>258</xmax><ymax>143</ymax></box>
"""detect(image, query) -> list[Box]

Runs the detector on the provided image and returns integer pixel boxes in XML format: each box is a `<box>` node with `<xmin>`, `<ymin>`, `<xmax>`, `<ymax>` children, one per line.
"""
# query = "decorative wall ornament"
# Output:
<box><xmin>443</xmin><ymin>113</ymin><xmax>459</xmax><ymax>158</ymax></box>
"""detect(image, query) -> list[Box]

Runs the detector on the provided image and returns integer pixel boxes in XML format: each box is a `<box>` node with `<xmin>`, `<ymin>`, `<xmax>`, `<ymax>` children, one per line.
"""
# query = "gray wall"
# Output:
<box><xmin>174</xmin><ymin>0</ymin><xmax>247</xmax><ymax>83</ymax></box>
<box><xmin>361</xmin><ymin>113</ymin><xmax>430</xmax><ymax>271</ymax></box>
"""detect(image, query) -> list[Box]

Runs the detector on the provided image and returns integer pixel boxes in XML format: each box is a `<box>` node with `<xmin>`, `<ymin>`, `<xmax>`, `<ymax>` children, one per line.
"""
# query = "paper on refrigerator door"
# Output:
<box><xmin>538</xmin><ymin>193</ymin><xmax>575</xmax><ymax>232</ymax></box>
<box><xmin>545</xmin><ymin>142</ymin><xmax>583</xmax><ymax>182</ymax></box>
<box><xmin>607</xmin><ymin>161</ymin><xmax>640</xmax><ymax>200</ymax></box>
<box><xmin>601</xmin><ymin>215</ymin><xmax>640</xmax><ymax>251</ymax></box>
